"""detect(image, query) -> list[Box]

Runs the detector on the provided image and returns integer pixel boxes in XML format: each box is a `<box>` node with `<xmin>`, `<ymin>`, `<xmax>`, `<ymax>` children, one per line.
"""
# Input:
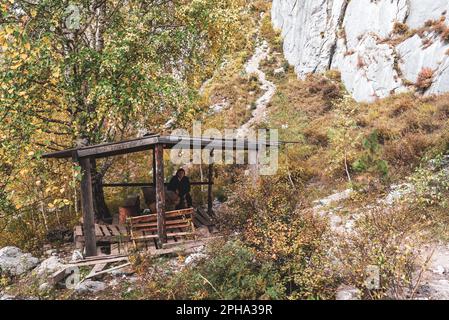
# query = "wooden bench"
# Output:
<box><xmin>127</xmin><ymin>208</ymin><xmax>196</xmax><ymax>248</ymax></box>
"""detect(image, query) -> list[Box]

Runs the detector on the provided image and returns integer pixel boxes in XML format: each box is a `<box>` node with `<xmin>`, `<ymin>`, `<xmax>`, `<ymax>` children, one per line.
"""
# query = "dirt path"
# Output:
<box><xmin>237</xmin><ymin>39</ymin><xmax>277</xmax><ymax>137</ymax></box>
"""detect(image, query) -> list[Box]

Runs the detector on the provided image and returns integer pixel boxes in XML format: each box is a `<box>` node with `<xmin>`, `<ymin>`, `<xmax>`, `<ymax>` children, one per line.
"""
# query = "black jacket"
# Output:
<box><xmin>167</xmin><ymin>176</ymin><xmax>191</xmax><ymax>197</ymax></box>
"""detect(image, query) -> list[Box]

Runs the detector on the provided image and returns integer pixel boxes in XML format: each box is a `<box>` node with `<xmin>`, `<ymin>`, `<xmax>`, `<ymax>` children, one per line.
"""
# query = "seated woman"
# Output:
<box><xmin>167</xmin><ymin>168</ymin><xmax>193</xmax><ymax>209</ymax></box>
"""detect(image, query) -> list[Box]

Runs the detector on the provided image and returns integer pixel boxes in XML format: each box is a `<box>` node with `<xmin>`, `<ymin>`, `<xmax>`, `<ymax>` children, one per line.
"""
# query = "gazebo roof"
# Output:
<box><xmin>42</xmin><ymin>134</ymin><xmax>282</xmax><ymax>160</ymax></box>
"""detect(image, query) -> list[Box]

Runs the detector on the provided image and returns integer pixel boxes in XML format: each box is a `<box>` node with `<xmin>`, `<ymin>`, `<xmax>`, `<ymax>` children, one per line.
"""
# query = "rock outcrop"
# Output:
<box><xmin>0</xmin><ymin>247</ymin><xmax>39</xmax><ymax>276</ymax></box>
<box><xmin>272</xmin><ymin>0</ymin><xmax>449</xmax><ymax>102</ymax></box>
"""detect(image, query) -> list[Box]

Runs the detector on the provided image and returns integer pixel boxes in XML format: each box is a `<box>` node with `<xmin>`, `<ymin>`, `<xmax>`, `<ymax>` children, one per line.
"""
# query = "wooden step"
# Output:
<box><xmin>133</xmin><ymin>218</ymin><xmax>192</xmax><ymax>229</ymax></box>
<box><xmin>128</xmin><ymin>208</ymin><xmax>194</xmax><ymax>224</ymax></box>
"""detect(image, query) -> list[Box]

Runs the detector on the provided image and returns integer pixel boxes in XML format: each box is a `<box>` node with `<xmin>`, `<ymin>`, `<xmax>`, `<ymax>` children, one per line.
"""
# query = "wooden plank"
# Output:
<box><xmin>167</xmin><ymin>231</ymin><xmax>193</xmax><ymax>237</ymax></box>
<box><xmin>49</xmin><ymin>268</ymin><xmax>70</xmax><ymax>285</ymax></box>
<box><xmin>155</xmin><ymin>144</ymin><xmax>166</xmax><ymax>244</ymax></box>
<box><xmin>50</xmin><ymin>257</ymin><xmax>126</xmax><ymax>285</ymax></box>
<box><xmin>166</xmin><ymin>237</ymin><xmax>176</xmax><ymax>245</ymax></box>
<box><xmin>110</xmin><ymin>244</ymin><xmax>120</xmax><ymax>255</ymax></box>
<box><xmin>152</xmin><ymin>240</ymin><xmax>207</xmax><ymax>256</ymax></box>
<box><xmin>77</xmin><ymin>136</ymin><xmax>159</xmax><ymax>159</ymax></box>
<box><xmin>100</xmin><ymin>225</ymin><xmax>111</xmax><ymax>237</ymax></box>
<box><xmin>133</xmin><ymin>223</ymin><xmax>191</xmax><ymax>233</ymax></box>
<box><xmin>109</xmin><ymin>225</ymin><xmax>120</xmax><ymax>236</ymax></box>
<box><xmin>132</xmin><ymin>234</ymin><xmax>159</xmax><ymax>241</ymax></box>
<box><xmin>79</xmin><ymin>254</ymin><xmax>128</xmax><ymax>262</ymax></box>
<box><xmin>197</xmin><ymin>208</ymin><xmax>214</xmax><ymax>222</ymax></box>
<box><xmin>95</xmin><ymin>224</ymin><xmax>102</xmax><ymax>236</ymax></box>
<box><xmin>208</xmin><ymin>161</ymin><xmax>213</xmax><ymax>216</ymax></box>
<box><xmin>161</xmin><ymin>239</ymin><xmax>199</xmax><ymax>250</ymax></box>
<box><xmin>80</xmin><ymin>157</ymin><xmax>97</xmax><ymax>257</ymax></box>
<box><xmin>159</xmin><ymin>236</ymin><xmax>221</xmax><ymax>252</ymax></box>
<box><xmin>87</xmin><ymin>263</ymin><xmax>107</xmax><ymax>279</ymax></box>
<box><xmin>133</xmin><ymin>218</ymin><xmax>192</xmax><ymax>228</ymax></box>
<box><xmin>193</xmin><ymin>217</ymin><xmax>202</xmax><ymax>228</ymax></box>
<box><xmin>74</xmin><ymin>226</ymin><xmax>83</xmax><ymax>237</ymax></box>
<box><xmin>85</xmin><ymin>263</ymin><xmax>132</xmax><ymax>280</ymax></box>
<box><xmin>67</xmin><ymin>256</ymin><xmax>129</xmax><ymax>267</ymax></box>
<box><xmin>75</xmin><ymin>234</ymin><xmax>130</xmax><ymax>244</ymax></box>
<box><xmin>128</xmin><ymin>209</ymin><xmax>194</xmax><ymax>224</ymax></box>
<box><xmin>195</xmin><ymin>210</ymin><xmax>213</xmax><ymax>226</ymax></box>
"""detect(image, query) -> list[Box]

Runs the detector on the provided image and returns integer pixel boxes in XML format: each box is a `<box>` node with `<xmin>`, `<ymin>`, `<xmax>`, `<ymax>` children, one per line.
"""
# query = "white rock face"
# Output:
<box><xmin>272</xmin><ymin>0</ymin><xmax>449</xmax><ymax>102</ymax></box>
<box><xmin>408</xmin><ymin>0</ymin><xmax>449</xmax><ymax>29</ymax></box>
<box><xmin>0</xmin><ymin>247</ymin><xmax>39</xmax><ymax>276</ymax></box>
<box><xmin>272</xmin><ymin>0</ymin><xmax>345</xmax><ymax>76</ymax></box>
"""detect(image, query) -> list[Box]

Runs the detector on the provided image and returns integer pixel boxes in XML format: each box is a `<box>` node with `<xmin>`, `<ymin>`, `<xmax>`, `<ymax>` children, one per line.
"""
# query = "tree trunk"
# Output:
<box><xmin>90</xmin><ymin>158</ymin><xmax>112</xmax><ymax>223</ymax></box>
<box><xmin>95</xmin><ymin>1</ymin><xmax>106</xmax><ymax>52</ymax></box>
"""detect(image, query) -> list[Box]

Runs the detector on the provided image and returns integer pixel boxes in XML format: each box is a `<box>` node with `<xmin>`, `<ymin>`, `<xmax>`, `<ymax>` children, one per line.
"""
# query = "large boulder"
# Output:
<box><xmin>0</xmin><ymin>247</ymin><xmax>39</xmax><ymax>276</ymax></box>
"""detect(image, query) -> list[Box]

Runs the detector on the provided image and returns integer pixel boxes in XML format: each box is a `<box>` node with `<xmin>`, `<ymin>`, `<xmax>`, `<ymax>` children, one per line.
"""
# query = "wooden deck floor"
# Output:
<box><xmin>74</xmin><ymin>208</ymin><xmax>216</xmax><ymax>254</ymax></box>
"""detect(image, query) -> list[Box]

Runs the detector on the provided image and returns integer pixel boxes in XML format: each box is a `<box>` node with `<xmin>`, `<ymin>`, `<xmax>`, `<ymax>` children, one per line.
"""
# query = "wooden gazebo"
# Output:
<box><xmin>43</xmin><ymin>133</ymin><xmax>279</xmax><ymax>256</ymax></box>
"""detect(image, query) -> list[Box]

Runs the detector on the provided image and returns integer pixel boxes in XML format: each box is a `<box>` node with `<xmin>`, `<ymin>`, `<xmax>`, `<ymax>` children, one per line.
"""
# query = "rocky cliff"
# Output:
<box><xmin>272</xmin><ymin>0</ymin><xmax>449</xmax><ymax>102</ymax></box>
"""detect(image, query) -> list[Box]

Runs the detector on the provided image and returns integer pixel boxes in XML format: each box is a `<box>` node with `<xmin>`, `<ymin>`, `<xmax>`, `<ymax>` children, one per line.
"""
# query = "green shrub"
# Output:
<box><xmin>352</xmin><ymin>130</ymin><xmax>389</xmax><ymax>178</ymax></box>
<box><xmin>138</xmin><ymin>240</ymin><xmax>285</xmax><ymax>300</ymax></box>
<box><xmin>220</xmin><ymin>176</ymin><xmax>339</xmax><ymax>299</ymax></box>
<box><xmin>337</xmin><ymin>206</ymin><xmax>424</xmax><ymax>299</ymax></box>
<box><xmin>409</xmin><ymin>154</ymin><xmax>449</xmax><ymax>208</ymax></box>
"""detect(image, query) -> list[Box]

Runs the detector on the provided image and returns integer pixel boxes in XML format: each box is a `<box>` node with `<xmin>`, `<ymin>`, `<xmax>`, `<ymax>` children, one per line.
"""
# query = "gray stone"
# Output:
<box><xmin>38</xmin><ymin>282</ymin><xmax>51</xmax><ymax>292</ymax></box>
<box><xmin>0</xmin><ymin>246</ymin><xmax>39</xmax><ymax>276</ymax></box>
<box><xmin>71</xmin><ymin>250</ymin><xmax>84</xmax><ymax>262</ymax></box>
<box><xmin>34</xmin><ymin>256</ymin><xmax>65</xmax><ymax>278</ymax></box>
<box><xmin>74</xmin><ymin>280</ymin><xmax>107</xmax><ymax>294</ymax></box>
<box><xmin>0</xmin><ymin>293</ymin><xmax>15</xmax><ymax>300</ymax></box>
<box><xmin>184</xmin><ymin>250</ymin><xmax>207</xmax><ymax>266</ymax></box>
<box><xmin>383</xmin><ymin>183</ymin><xmax>414</xmax><ymax>206</ymax></box>
<box><xmin>313</xmin><ymin>189</ymin><xmax>353</xmax><ymax>208</ymax></box>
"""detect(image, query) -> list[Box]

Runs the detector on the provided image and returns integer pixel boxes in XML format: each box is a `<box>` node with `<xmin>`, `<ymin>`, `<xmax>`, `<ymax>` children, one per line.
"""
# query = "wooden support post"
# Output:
<box><xmin>154</xmin><ymin>144</ymin><xmax>166</xmax><ymax>245</ymax></box>
<box><xmin>207</xmin><ymin>161</ymin><xmax>214</xmax><ymax>216</ymax></box>
<box><xmin>152</xmin><ymin>147</ymin><xmax>156</xmax><ymax>187</ymax></box>
<box><xmin>207</xmin><ymin>165</ymin><xmax>213</xmax><ymax>216</ymax></box>
<box><xmin>79</xmin><ymin>157</ymin><xmax>97</xmax><ymax>257</ymax></box>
